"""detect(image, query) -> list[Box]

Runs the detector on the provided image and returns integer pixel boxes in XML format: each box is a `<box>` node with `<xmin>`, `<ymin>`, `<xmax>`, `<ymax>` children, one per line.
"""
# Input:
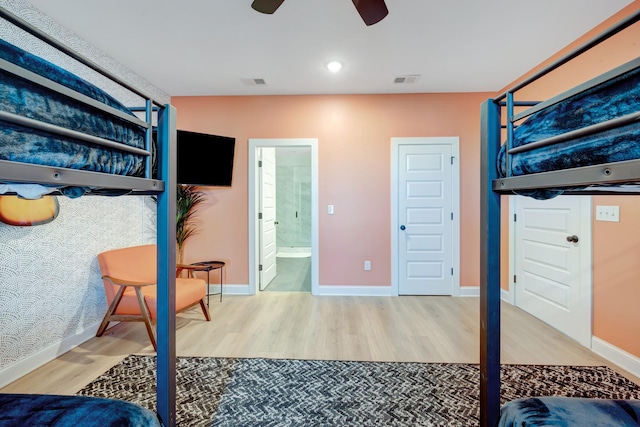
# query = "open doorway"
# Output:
<box><xmin>248</xmin><ymin>139</ymin><xmax>319</xmax><ymax>295</ymax></box>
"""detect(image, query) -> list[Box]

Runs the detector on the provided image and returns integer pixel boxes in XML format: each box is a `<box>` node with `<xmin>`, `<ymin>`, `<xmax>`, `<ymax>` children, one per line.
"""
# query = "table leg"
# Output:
<box><xmin>206</xmin><ymin>270</ymin><xmax>210</xmax><ymax>306</ymax></box>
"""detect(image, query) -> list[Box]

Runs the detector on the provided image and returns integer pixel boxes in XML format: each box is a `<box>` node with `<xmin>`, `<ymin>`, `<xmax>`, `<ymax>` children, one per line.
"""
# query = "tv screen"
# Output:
<box><xmin>176</xmin><ymin>129</ymin><xmax>235</xmax><ymax>187</ymax></box>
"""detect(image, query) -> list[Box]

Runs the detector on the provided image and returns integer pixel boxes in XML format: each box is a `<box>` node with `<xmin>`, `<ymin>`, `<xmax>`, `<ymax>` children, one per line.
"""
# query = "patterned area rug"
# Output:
<box><xmin>78</xmin><ymin>355</ymin><xmax>640</xmax><ymax>426</ymax></box>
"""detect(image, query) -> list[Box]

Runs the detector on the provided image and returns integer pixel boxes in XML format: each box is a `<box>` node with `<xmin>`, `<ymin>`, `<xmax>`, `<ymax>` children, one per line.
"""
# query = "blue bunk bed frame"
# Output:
<box><xmin>480</xmin><ymin>9</ymin><xmax>640</xmax><ymax>427</ymax></box>
<box><xmin>0</xmin><ymin>7</ymin><xmax>178</xmax><ymax>427</ymax></box>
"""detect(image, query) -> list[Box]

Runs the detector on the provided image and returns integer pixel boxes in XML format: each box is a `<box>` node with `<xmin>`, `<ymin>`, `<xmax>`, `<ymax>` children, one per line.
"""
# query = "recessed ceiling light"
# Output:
<box><xmin>326</xmin><ymin>61</ymin><xmax>343</xmax><ymax>73</ymax></box>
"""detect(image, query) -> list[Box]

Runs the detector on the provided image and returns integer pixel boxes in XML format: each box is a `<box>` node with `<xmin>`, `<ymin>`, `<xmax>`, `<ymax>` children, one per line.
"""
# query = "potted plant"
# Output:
<box><xmin>176</xmin><ymin>185</ymin><xmax>205</xmax><ymax>264</ymax></box>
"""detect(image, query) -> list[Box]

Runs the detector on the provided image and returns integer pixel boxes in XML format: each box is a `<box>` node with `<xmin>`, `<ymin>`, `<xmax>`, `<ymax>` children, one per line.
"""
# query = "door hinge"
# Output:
<box><xmin>258</xmin><ymin>212</ymin><xmax>263</xmax><ymax>219</ymax></box>
<box><xmin>258</xmin><ymin>160</ymin><xmax>262</xmax><ymax>167</ymax></box>
<box><xmin>451</xmin><ymin>212</ymin><xmax>453</xmax><ymax>220</ymax></box>
<box><xmin>513</xmin><ymin>274</ymin><xmax>517</xmax><ymax>283</ymax></box>
<box><xmin>514</xmin><ymin>213</ymin><xmax>517</xmax><ymax>222</ymax></box>
<box><xmin>451</xmin><ymin>156</ymin><xmax>454</xmax><ymax>165</ymax></box>
<box><xmin>451</xmin><ymin>268</ymin><xmax>454</xmax><ymax>276</ymax></box>
<box><xmin>259</xmin><ymin>264</ymin><xmax>263</xmax><ymax>271</ymax></box>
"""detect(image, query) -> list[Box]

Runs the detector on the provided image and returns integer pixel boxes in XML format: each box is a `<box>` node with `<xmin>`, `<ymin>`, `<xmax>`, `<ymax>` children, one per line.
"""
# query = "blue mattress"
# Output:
<box><xmin>497</xmin><ymin>62</ymin><xmax>640</xmax><ymax>199</ymax></box>
<box><xmin>499</xmin><ymin>396</ymin><xmax>640</xmax><ymax>426</ymax></box>
<box><xmin>0</xmin><ymin>393</ymin><xmax>161</xmax><ymax>426</ymax></box>
<box><xmin>0</xmin><ymin>38</ymin><xmax>147</xmax><ymax>197</ymax></box>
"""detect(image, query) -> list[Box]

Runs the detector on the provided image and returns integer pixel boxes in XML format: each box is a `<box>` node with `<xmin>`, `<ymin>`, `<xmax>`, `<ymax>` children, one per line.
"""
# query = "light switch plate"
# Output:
<box><xmin>595</xmin><ymin>205</ymin><xmax>620</xmax><ymax>222</ymax></box>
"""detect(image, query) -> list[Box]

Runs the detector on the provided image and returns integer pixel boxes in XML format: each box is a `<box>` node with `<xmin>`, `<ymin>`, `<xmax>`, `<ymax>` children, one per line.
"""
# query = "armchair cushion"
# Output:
<box><xmin>111</xmin><ymin>278</ymin><xmax>207</xmax><ymax>318</ymax></box>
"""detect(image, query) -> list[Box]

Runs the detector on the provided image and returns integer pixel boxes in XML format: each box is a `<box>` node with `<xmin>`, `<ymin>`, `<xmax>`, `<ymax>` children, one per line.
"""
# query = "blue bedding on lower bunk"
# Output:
<box><xmin>497</xmin><ymin>62</ymin><xmax>640</xmax><ymax>199</ymax></box>
<box><xmin>0</xmin><ymin>38</ymin><xmax>147</xmax><ymax>197</ymax></box>
<box><xmin>0</xmin><ymin>393</ymin><xmax>161</xmax><ymax>426</ymax></box>
<box><xmin>499</xmin><ymin>397</ymin><xmax>640</xmax><ymax>426</ymax></box>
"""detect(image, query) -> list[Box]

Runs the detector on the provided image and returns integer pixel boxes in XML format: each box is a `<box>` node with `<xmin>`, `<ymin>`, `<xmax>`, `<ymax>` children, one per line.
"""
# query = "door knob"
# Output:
<box><xmin>400</xmin><ymin>225</ymin><xmax>406</xmax><ymax>230</ymax></box>
<box><xmin>566</xmin><ymin>235</ymin><xmax>579</xmax><ymax>243</ymax></box>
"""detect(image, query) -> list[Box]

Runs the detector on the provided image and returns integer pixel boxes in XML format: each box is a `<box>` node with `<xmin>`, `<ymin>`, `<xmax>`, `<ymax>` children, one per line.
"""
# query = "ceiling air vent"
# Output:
<box><xmin>242</xmin><ymin>78</ymin><xmax>268</xmax><ymax>86</ymax></box>
<box><xmin>394</xmin><ymin>75</ymin><xmax>420</xmax><ymax>84</ymax></box>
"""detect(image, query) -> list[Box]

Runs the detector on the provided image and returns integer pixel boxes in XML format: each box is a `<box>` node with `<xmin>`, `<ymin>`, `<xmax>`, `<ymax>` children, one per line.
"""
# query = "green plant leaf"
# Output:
<box><xmin>176</xmin><ymin>185</ymin><xmax>205</xmax><ymax>251</ymax></box>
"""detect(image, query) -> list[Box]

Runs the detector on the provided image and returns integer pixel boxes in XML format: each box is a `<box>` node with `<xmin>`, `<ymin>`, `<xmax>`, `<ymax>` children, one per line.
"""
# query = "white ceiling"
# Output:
<box><xmin>27</xmin><ymin>0</ymin><xmax>634</xmax><ymax>97</ymax></box>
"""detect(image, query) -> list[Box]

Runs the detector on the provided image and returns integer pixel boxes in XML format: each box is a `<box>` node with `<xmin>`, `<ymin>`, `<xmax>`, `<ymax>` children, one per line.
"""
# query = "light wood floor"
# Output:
<box><xmin>2</xmin><ymin>293</ymin><xmax>639</xmax><ymax>394</ymax></box>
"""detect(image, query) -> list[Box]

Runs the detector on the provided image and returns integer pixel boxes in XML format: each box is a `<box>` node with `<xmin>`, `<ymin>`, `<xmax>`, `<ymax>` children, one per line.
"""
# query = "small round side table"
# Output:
<box><xmin>189</xmin><ymin>261</ymin><xmax>225</xmax><ymax>306</ymax></box>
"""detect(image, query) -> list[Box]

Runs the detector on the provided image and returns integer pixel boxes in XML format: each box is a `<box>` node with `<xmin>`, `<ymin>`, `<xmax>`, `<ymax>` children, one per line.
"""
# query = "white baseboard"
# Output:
<box><xmin>218</xmin><ymin>284</ymin><xmax>486</xmax><ymax>298</ymax></box>
<box><xmin>0</xmin><ymin>321</ymin><xmax>101</xmax><ymax>389</ymax></box>
<box><xmin>501</xmin><ymin>288</ymin><xmax>510</xmax><ymax>302</ymax></box>
<box><xmin>592</xmin><ymin>336</ymin><xmax>640</xmax><ymax>379</ymax></box>
<box><xmin>209</xmin><ymin>283</ymin><xmax>250</xmax><ymax>296</ymax></box>
<box><xmin>455</xmin><ymin>287</ymin><xmax>509</xmax><ymax>300</ymax></box>
<box><xmin>458</xmin><ymin>286</ymin><xmax>479</xmax><ymax>297</ymax></box>
<box><xmin>317</xmin><ymin>285</ymin><xmax>394</xmax><ymax>297</ymax></box>
<box><xmin>316</xmin><ymin>286</ymin><xmax>484</xmax><ymax>298</ymax></box>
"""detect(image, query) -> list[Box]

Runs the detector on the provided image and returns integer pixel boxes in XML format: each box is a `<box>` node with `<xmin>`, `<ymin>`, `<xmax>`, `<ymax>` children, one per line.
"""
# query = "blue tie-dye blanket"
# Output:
<box><xmin>0</xmin><ymin>393</ymin><xmax>161</xmax><ymax>426</ymax></box>
<box><xmin>499</xmin><ymin>397</ymin><xmax>640</xmax><ymax>426</ymax></box>
<box><xmin>497</xmin><ymin>62</ymin><xmax>640</xmax><ymax>199</ymax></box>
<box><xmin>0</xmin><ymin>38</ymin><xmax>146</xmax><ymax>197</ymax></box>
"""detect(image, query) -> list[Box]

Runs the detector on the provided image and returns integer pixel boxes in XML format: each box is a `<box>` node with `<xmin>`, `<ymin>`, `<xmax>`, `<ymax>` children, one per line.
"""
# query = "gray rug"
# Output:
<box><xmin>78</xmin><ymin>355</ymin><xmax>640</xmax><ymax>426</ymax></box>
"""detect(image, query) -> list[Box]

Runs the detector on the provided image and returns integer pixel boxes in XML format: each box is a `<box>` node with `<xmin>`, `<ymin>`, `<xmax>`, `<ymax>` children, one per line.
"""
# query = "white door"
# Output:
<box><xmin>398</xmin><ymin>143</ymin><xmax>453</xmax><ymax>295</ymax></box>
<box><xmin>259</xmin><ymin>148</ymin><xmax>277</xmax><ymax>290</ymax></box>
<box><xmin>513</xmin><ymin>195</ymin><xmax>592</xmax><ymax>346</ymax></box>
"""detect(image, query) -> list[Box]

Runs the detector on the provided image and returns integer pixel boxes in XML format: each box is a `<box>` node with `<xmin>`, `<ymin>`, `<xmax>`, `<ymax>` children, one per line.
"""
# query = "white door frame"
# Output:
<box><xmin>391</xmin><ymin>137</ymin><xmax>461</xmax><ymax>296</ymax></box>
<box><xmin>248</xmin><ymin>138</ymin><xmax>319</xmax><ymax>295</ymax></box>
<box><xmin>508</xmin><ymin>195</ymin><xmax>592</xmax><ymax>347</ymax></box>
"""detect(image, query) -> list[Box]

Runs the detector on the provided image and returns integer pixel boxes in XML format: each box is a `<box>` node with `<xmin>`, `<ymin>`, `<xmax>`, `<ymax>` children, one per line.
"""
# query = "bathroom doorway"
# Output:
<box><xmin>248</xmin><ymin>139</ymin><xmax>319</xmax><ymax>295</ymax></box>
<box><xmin>267</xmin><ymin>146</ymin><xmax>312</xmax><ymax>292</ymax></box>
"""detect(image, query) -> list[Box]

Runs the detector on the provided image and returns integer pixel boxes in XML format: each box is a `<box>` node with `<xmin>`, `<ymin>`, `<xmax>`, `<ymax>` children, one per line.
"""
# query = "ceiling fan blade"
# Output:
<box><xmin>352</xmin><ymin>0</ymin><xmax>389</xmax><ymax>26</ymax></box>
<box><xmin>251</xmin><ymin>0</ymin><xmax>286</xmax><ymax>14</ymax></box>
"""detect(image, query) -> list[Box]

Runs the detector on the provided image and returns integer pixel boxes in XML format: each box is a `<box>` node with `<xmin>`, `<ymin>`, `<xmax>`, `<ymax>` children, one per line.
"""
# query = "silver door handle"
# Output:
<box><xmin>566</xmin><ymin>235</ymin><xmax>579</xmax><ymax>243</ymax></box>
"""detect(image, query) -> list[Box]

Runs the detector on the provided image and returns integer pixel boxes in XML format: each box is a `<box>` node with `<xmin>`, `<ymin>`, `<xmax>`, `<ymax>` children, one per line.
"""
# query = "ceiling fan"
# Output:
<box><xmin>251</xmin><ymin>0</ymin><xmax>389</xmax><ymax>26</ymax></box>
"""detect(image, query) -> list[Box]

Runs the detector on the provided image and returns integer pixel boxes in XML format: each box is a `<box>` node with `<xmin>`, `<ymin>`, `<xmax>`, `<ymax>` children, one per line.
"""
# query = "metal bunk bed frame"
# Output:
<box><xmin>0</xmin><ymin>7</ymin><xmax>179</xmax><ymax>427</ymax></box>
<box><xmin>480</xmin><ymin>9</ymin><xmax>640</xmax><ymax>427</ymax></box>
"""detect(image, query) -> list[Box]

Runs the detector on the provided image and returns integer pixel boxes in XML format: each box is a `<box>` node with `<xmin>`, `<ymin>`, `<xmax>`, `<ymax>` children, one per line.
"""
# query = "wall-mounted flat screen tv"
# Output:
<box><xmin>176</xmin><ymin>129</ymin><xmax>235</xmax><ymax>187</ymax></box>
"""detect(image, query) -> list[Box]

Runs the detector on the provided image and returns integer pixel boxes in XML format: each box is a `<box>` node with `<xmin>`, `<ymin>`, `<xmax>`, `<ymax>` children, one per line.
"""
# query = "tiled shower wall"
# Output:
<box><xmin>275</xmin><ymin>152</ymin><xmax>311</xmax><ymax>250</ymax></box>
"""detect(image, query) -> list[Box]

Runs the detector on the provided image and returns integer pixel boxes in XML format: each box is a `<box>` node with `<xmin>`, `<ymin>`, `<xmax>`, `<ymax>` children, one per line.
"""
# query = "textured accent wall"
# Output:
<box><xmin>0</xmin><ymin>197</ymin><xmax>154</xmax><ymax>368</ymax></box>
<box><xmin>0</xmin><ymin>0</ymin><xmax>163</xmax><ymax>378</ymax></box>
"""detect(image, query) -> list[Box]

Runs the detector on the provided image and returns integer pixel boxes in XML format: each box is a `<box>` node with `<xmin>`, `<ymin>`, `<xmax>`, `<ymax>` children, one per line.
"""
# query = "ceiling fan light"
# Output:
<box><xmin>327</xmin><ymin>61</ymin><xmax>343</xmax><ymax>73</ymax></box>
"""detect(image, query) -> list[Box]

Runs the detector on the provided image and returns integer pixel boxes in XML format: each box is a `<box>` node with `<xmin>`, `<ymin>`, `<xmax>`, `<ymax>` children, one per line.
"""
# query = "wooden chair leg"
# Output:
<box><xmin>134</xmin><ymin>287</ymin><xmax>157</xmax><ymax>351</ymax></box>
<box><xmin>96</xmin><ymin>285</ymin><xmax>126</xmax><ymax>337</ymax></box>
<box><xmin>200</xmin><ymin>299</ymin><xmax>211</xmax><ymax>321</ymax></box>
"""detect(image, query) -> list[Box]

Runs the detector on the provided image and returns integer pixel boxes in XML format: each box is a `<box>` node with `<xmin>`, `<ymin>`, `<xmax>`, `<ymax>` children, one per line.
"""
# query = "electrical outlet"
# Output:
<box><xmin>595</xmin><ymin>205</ymin><xmax>620</xmax><ymax>222</ymax></box>
<box><xmin>328</xmin><ymin>205</ymin><xmax>334</xmax><ymax>215</ymax></box>
<box><xmin>364</xmin><ymin>260</ymin><xmax>371</xmax><ymax>271</ymax></box>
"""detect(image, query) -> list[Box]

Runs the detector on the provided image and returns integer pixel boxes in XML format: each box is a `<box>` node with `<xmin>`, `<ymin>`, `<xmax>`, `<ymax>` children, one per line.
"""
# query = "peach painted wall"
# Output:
<box><xmin>498</xmin><ymin>2</ymin><xmax>640</xmax><ymax>357</ymax></box>
<box><xmin>172</xmin><ymin>93</ymin><xmax>491</xmax><ymax>288</ymax></box>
